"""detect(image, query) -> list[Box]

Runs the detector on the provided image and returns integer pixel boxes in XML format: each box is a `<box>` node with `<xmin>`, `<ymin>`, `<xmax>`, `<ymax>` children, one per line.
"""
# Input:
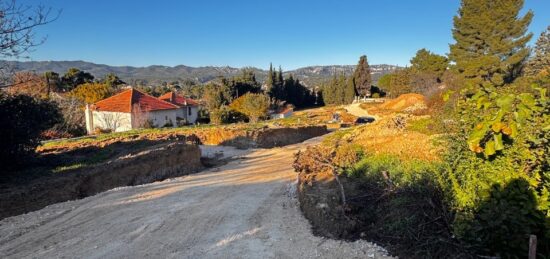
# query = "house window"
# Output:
<box><xmin>188</xmin><ymin>107</ymin><xmax>191</xmax><ymax>116</ymax></box>
<box><xmin>165</xmin><ymin>116</ymin><xmax>168</xmax><ymax>121</ymax></box>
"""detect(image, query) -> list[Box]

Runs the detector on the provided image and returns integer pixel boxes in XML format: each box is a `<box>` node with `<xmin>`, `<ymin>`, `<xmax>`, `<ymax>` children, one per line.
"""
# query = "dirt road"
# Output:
<box><xmin>0</xmin><ymin>137</ymin><xmax>391</xmax><ymax>258</ymax></box>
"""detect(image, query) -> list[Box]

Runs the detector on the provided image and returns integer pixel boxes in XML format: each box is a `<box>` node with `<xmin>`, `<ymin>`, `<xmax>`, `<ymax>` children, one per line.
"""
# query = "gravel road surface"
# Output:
<box><xmin>0</xmin><ymin>136</ymin><xmax>391</xmax><ymax>259</ymax></box>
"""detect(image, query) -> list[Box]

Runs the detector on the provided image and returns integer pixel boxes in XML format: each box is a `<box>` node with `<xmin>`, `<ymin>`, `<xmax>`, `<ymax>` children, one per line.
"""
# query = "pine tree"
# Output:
<box><xmin>410</xmin><ymin>49</ymin><xmax>449</xmax><ymax>79</ymax></box>
<box><xmin>266</xmin><ymin>63</ymin><xmax>274</xmax><ymax>91</ymax></box>
<box><xmin>449</xmin><ymin>0</ymin><xmax>533</xmax><ymax>88</ymax></box>
<box><xmin>352</xmin><ymin>55</ymin><xmax>372</xmax><ymax>97</ymax></box>
<box><xmin>524</xmin><ymin>26</ymin><xmax>550</xmax><ymax>76</ymax></box>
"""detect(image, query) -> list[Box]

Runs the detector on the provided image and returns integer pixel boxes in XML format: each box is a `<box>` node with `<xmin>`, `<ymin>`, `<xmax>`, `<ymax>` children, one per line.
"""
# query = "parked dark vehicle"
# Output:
<box><xmin>355</xmin><ymin>116</ymin><xmax>375</xmax><ymax>124</ymax></box>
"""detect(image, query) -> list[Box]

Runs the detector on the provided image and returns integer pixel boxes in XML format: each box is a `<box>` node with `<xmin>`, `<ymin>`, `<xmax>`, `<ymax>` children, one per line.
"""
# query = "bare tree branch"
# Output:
<box><xmin>0</xmin><ymin>0</ymin><xmax>61</xmax><ymax>88</ymax></box>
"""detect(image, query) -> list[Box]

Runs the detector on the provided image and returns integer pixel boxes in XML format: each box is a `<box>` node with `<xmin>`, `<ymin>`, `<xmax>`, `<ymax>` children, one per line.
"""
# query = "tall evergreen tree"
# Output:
<box><xmin>277</xmin><ymin>66</ymin><xmax>284</xmax><ymax>86</ymax></box>
<box><xmin>352</xmin><ymin>55</ymin><xmax>372</xmax><ymax>97</ymax></box>
<box><xmin>524</xmin><ymin>26</ymin><xmax>550</xmax><ymax>76</ymax></box>
<box><xmin>268</xmin><ymin>65</ymin><xmax>287</xmax><ymax>101</ymax></box>
<box><xmin>266</xmin><ymin>63</ymin><xmax>274</xmax><ymax>91</ymax></box>
<box><xmin>449</xmin><ymin>0</ymin><xmax>533</xmax><ymax>88</ymax></box>
<box><xmin>345</xmin><ymin>77</ymin><xmax>356</xmax><ymax>103</ymax></box>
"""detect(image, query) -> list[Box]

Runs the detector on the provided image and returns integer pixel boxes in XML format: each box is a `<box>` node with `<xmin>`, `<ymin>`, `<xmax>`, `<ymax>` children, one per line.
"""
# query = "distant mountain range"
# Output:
<box><xmin>1</xmin><ymin>60</ymin><xmax>402</xmax><ymax>87</ymax></box>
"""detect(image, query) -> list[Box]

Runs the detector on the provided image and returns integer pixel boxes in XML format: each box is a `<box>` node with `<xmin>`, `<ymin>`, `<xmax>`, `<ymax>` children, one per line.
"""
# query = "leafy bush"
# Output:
<box><xmin>229</xmin><ymin>92</ymin><xmax>270</xmax><ymax>123</ymax></box>
<box><xmin>440</xmin><ymin>77</ymin><xmax>550</xmax><ymax>257</ymax></box>
<box><xmin>458</xmin><ymin>179</ymin><xmax>549</xmax><ymax>257</ymax></box>
<box><xmin>341</xmin><ymin>154</ymin><xmax>467</xmax><ymax>258</ymax></box>
<box><xmin>69</xmin><ymin>82</ymin><xmax>113</xmax><ymax>104</ymax></box>
<box><xmin>209</xmin><ymin>106</ymin><xmax>247</xmax><ymax>125</ymax></box>
<box><xmin>0</xmin><ymin>93</ymin><xmax>62</xmax><ymax>169</ymax></box>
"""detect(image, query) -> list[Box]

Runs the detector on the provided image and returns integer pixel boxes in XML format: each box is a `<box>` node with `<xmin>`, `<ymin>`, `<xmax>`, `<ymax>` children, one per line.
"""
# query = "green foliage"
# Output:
<box><xmin>377</xmin><ymin>74</ymin><xmax>392</xmax><ymax>90</ymax></box>
<box><xmin>322</xmin><ymin>73</ymin><xmax>353</xmax><ymax>105</ymax></box>
<box><xmin>384</xmin><ymin>69</ymin><xmax>412</xmax><ymax>98</ymax></box>
<box><xmin>349</xmin><ymin>154</ymin><xmax>442</xmax><ymax>185</ymax></box>
<box><xmin>441</xmin><ymin>2</ymin><xmax>550</xmax><ymax>256</ymax></box>
<box><xmin>69</xmin><ymin>82</ymin><xmax>114</xmax><ymax>104</ymax></box>
<box><xmin>338</xmin><ymin>154</ymin><xmax>464</xmax><ymax>257</ymax></box>
<box><xmin>43</xmin><ymin>71</ymin><xmax>62</xmax><ymax>93</ymax></box>
<box><xmin>283</xmin><ymin>74</ymin><xmax>316</xmax><ymax>108</ymax></box>
<box><xmin>222</xmin><ymin>69</ymin><xmax>261</xmax><ymax>98</ymax></box>
<box><xmin>410</xmin><ymin>48</ymin><xmax>449</xmax><ymax>80</ymax></box>
<box><xmin>267</xmin><ymin>65</ymin><xmax>286</xmax><ymax>101</ymax></box>
<box><xmin>524</xmin><ymin>25</ymin><xmax>550</xmax><ymax>77</ymax></box>
<box><xmin>441</xmin><ymin>82</ymin><xmax>550</xmax><ymax>257</ymax></box>
<box><xmin>229</xmin><ymin>92</ymin><xmax>270</xmax><ymax>123</ymax></box>
<box><xmin>60</xmin><ymin>68</ymin><xmax>94</xmax><ymax>92</ymax></box>
<box><xmin>406</xmin><ymin>117</ymin><xmax>443</xmax><ymax>135</ymax></box>
<box><xmin>457</xmin><ymin>179</ymin><xmax>549</xmax><ymax>257</ymax></box>
<box><xmin>0</xmin><ymin>93</ymin><xmax>62</xmax><ymax>169</ymax></box>
<box><xmin>102</xmin><ymin>73</ymin><xmax>126</xmax><ymax>88</ymax></box>
<box><xmin>351</xmin><ymin>55</ymin><xmax>372</xmax><ymax>97</ymax></box>
<box><xmin>449</xmin><ymin>0</ymin><xmax>533</xmax><ymax>87</ymax></box>
<box><xmin>465</xmin><ymin>86</ymin><xmax>547</xmax><ymax>157</ymax></box>
<box><xmin>203</xmin><ymin>83</ymin><xmax>232</xmax><ymax>111</ymax></box>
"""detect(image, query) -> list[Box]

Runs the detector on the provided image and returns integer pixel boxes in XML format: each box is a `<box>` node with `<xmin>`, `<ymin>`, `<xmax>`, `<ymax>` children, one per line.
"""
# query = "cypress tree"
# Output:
<box><xmin>345</xmin><ymin>77</ymin><xmax>356</xmax><ymax>104</ymax></box>
<box><xmin>352</xmin><ymin>55</ymin><xmax>372</xmax><ymax>97</ymax></box>
<box><xmin>524</xmin><ymin>26</ymin><xmax>550</xmax><ymax>76</ymax></box>
<box><xmin>337</xmin><ymin>73</ymin><xmax>348</xmax><ymax>104</ymax></box>
<box><xmin>266</xmin><ymin>63</ymin><xmax>274</xmax><ymax>91</ymax></box>
<box><xmin>449</xmin><ymin>0</ymin><xmax>533</xmax><ymax>88</ymax></box>
<box><xmin>277</xmin><ymin>66</ymin><xmax>284</xmax><ymax>85</ymax></box>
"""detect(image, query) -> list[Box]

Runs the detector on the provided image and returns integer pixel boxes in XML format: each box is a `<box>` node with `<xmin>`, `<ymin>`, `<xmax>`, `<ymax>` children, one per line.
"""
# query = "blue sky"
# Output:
<box><xmin>21</xmin><ymin>0</ymin><xmax>550</xmax><ymax>70</ymax></box>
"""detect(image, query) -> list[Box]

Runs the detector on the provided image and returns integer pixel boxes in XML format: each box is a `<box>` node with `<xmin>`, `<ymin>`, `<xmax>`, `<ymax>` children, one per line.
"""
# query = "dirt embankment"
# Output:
<box><xmin>2</xmin><ymin>125</ymin><xmax>328</xmax><ymax>220</ymax></box>
<box><xmin>297</xmin><ymin>169</ymin><xmax>366</xmax><ymax>239</ymax></box>
<box><xmin>219</xmin><ymin>125</ymin><xmax>329</xmax><ymax>148</ymax></box>
<box><xmin>40</xmin><ymin>125</ymin><xmax>329</xmax><ymax>153</ymax></box>
<box><xmin>0</xmin><ymin>142</ymin><xmax>202</xmax><ymax>220</ymax></box>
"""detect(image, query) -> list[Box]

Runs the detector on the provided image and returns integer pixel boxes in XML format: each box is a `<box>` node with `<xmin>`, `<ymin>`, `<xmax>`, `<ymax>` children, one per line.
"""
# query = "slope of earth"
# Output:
<box><xmin>0</xmin><ymin>136</ymin><xmax>392</xmax><ymax>259</ymax></box>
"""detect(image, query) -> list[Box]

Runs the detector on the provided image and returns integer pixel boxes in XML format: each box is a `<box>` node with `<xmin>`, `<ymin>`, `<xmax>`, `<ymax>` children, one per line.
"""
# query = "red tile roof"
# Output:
<box><xmin>158</xmin><ymin>92</ymin><xmax>199</xmax><ymax>107</ymax></box>
<box><xmin>92</xmin><ymin>88</ymin><xmax>179</xmax><ymax>113</ymax></box>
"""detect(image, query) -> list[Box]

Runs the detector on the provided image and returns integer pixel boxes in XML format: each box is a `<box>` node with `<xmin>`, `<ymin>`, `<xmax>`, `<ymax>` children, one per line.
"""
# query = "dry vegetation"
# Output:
<box><xmin>336</xmin><ymin>94</ymin><xmax>440</xmax><ymax>162</ymax></box>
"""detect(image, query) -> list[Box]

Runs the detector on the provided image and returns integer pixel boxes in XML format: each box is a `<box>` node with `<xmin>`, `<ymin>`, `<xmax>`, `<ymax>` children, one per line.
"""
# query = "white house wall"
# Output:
<box><xmin>147</xmin><ymin>109</ymin><xmax>178</xmax><ymax>128</ymax></box>
<box><xmin>174</xmin><ymin>106</ymin><xmax>198</xmax><ymax>124</ymax></box>
<box><xmin>187</xmin><ymin>106</ymin><xmax>198</xmax><ymax>124</ymax></box>
<box><xmin>91</xmin><ymin>111</ymin><xmax>132</xmax><ymax>132</ymax></box>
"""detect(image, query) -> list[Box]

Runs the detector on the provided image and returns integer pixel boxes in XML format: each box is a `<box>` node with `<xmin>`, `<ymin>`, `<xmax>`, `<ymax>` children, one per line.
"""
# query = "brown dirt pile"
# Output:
<box><xmin>380</xmin><ymin>93</ymin><xmax>426</xmax><ymax>111</ymax></box>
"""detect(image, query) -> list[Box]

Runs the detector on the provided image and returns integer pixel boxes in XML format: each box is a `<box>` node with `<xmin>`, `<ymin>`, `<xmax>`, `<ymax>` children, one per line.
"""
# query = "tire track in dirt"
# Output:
<box><xmin>0</xmin><ymin>136</ymin><xmax>391</xmax><ymax>258</ymax></box>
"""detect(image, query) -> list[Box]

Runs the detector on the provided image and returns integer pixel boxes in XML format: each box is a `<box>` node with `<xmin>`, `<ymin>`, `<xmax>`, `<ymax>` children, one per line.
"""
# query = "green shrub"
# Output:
<box><xmin>0</xmin><ymin>93</ymin><xmax>62</xmax><ymax>170</ymax></box>
<box><xmin>209</xmin><ymin>106</ymin><xmax>247</xmax><ymax>125</ymax></box>
<box><xmin>440</xmin><ymin>78</ymin><xmax>550</xmax><ymax>257</ymax></box>
<box><xmin>343</xmin><ymin>154</ymin><xmax>466</xmax><ymax>257</ymax></box>
<box><xmin>457</xmin><ymin>179</ymin><xmax>549</xmax><ymax>257</ymax></box>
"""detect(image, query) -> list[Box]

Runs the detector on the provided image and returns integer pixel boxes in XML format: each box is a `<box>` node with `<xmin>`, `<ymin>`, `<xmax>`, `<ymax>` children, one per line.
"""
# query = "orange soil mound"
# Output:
<box><xmin>380</xmin><ymin>93</ymin><xmax>427</xmax><ymax>112</ymax></box>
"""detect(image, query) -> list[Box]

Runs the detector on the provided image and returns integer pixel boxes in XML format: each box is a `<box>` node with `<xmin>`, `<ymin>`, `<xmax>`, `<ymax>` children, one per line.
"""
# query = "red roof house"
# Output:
<box><xmin>92</xmin><ymin>88</ymin><xmax>179</xmax><ymax>113</ymax></box>
<box><xmin>158</xmin><ymin>92</ymin><xmax>199</xmax><ymax>107</ymax></box>
<box><xmin>85</xmin><ymin>88</ymin><xmax>181</xmax><ymax>134</ymax></box>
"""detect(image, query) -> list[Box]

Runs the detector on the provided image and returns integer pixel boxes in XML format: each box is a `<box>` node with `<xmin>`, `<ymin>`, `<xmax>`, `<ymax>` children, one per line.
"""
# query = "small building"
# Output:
<box><xmin>270</xmin><ymin>107</ymin><xmax>294</xmax><ymax>119</ymax></box>
<box><xmin>158</xmin><ymin>92</ymin><xmax>199</xmax><ymax>125</ymax></box>
<box><xmin>85</xmin><ymin>88</ymin><xmax>180</xmax><ymax>134</ymax></box>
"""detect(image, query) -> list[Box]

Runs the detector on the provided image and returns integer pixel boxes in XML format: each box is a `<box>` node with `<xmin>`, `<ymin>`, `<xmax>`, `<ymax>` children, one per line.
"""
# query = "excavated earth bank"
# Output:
<box><xmin>0</xmin><ymin>142</ymin><xmax>201</xmax><ymax>220</ymax></box>
<box><xmin>1</xmin><ymin>125</ymin><xmax>329</xmax><ymax>220</ymax></box>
